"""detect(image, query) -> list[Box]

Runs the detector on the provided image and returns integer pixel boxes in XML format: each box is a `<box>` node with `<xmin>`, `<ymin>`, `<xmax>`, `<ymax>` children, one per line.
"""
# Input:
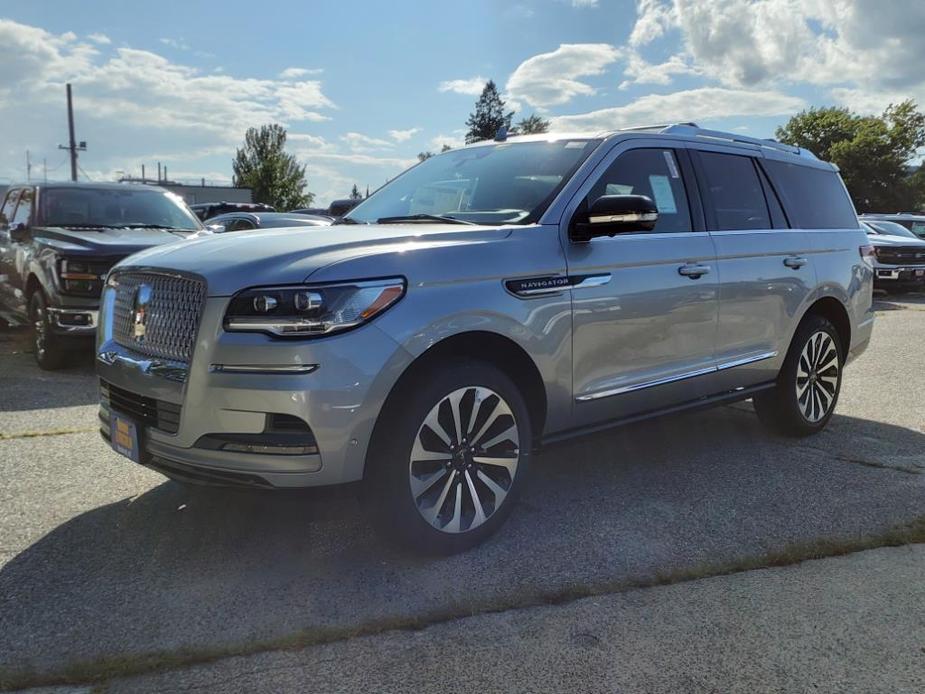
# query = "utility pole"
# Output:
<box><xmin>58</xmin><ymin>83</ymin><xmax>86</xmax><ymax>182</ymax></box>
<box><xmin>26</xmin><ymin>150</ymin><xmax>31</xmax><ymax>182</ymax></box>
<box><xmin>43</xmin><ymin>158</ymin><xmax>47</xmax><ymax>183</ymax></box>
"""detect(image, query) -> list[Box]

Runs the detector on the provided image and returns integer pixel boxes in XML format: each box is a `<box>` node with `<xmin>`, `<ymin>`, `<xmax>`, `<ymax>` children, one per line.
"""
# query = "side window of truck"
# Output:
<box><xmin>762</xmin><ymin>160</ymin><xmax>858</xmax><ymax>229</ymax></box>
<box><xmin>11</xmin><ymin>188</ymin><xmax>33</xmax><ymax>227</ymax></box>
<box><xmin>697</xmin><ymin>152</ymin><xmax>771</xmax><ymax>231</ymax></box>
<box><xmin>587</xmin><ymin>149</ymin><xmax>692</xmax><ymax>233</ymax></box>
<box><xmin>0</xmin><ymin>189</ymin><xmax>19</xmax><ymax>226</ymax></box>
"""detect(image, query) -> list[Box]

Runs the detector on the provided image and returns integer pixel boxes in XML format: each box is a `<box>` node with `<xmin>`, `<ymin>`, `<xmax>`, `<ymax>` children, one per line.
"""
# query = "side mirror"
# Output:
<box><xmin>10</xmin><ymin>222</ymin><xmax>29</xmax><ymax>242</ymax></box>
<box><xmin>571</xmin><ymin>194</ymin><xmax>658</xmax><ymax>242</ymax></box>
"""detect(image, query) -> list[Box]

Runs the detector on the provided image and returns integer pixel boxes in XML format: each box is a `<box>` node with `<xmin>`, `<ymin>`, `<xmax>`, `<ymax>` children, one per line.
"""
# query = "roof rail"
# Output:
<box><xmin>619</xmin><ymin>122</ymin><xmax>817</xmax><ymax>159</ymax></box>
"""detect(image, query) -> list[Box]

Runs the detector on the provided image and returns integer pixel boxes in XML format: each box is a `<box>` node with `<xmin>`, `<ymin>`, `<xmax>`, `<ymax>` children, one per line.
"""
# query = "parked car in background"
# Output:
<box><xmin>860</xmin><ymin>213</ymin><xmax>925</xmax><ymax>239</ymax></box>
<box><xmin>189</xmin><ymin>201</ymin><xmax>274</xmax><ymax>221</ymax></box>
<box><xmin>206</xmin><ymin>212</ymin><xmax>333</xmax><ymax>232</ymax></box>
<box><xmin>291</xmin><ymin>208</ymin><xmax>335</xmax><ymax>221</ymax></box>
<box><xmin>328</xmin><ymin>198</ymin><xmax>361</xmax><ymax>217</ymax></box>
<box><xmin>97</xmin><ymin>124</ymin><xmax>873</xmax><ymax>553</ymax></box>
<box><xmin>0</xmin><ymin>182</ymin><xmax>202</xmax><ymax>369</ymax></box>
<box><xmin>860</xmin><ymin>220</ymin><xmax>925</xmax><ymax>293</ymax></box>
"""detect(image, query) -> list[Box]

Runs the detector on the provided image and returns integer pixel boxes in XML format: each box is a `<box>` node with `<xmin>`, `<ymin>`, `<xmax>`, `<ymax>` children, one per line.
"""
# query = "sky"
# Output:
<box><xmin>1</xmin><ymin>0</ymin><xmax>924</xmax><ymax>205</ymax></box>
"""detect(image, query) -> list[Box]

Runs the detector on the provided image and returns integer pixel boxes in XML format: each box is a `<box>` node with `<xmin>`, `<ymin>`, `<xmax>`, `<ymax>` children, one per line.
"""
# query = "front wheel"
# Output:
<box><xmin>28</xmin><ymin>291</ymin><xmax>68</xmax><ymax>370</ymax></box>
<box><xmin>365</xmin><ymin>360</ymin><xmax>532</xmax><ymax>554</ymax></box>
<box><xmin>754</xmin><ymin>314</ymin><xmax>843</xmax><ymax>437</ymax></box>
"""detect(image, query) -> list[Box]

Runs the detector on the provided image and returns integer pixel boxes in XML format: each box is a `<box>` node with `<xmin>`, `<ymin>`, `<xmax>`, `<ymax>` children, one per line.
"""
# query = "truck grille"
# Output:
<box><xmin>875</xmin><ymin>246</ymin><xmax>925</xmax><ymax>266</ymax></box>
<box><xmin>111</xmin><ymin>272</ymin><xmax>205</xmax><ymax>363</ymax></box>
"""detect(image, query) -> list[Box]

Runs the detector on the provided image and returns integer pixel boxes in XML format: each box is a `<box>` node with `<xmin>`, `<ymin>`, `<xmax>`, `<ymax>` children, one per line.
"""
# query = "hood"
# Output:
<box><xmin>867</xmin><ymin>233</ymin><xmax>925</xmax><ymax>247</ymax></box>
<box><xmin>34</xmin><ymin>226</ymin><xmax>193</xmax><ymax>256</ymax></box>
<box><xmin>115</xmin><ymin>223</ymin><xmax>511</xmax><ymax>296</ymax></box>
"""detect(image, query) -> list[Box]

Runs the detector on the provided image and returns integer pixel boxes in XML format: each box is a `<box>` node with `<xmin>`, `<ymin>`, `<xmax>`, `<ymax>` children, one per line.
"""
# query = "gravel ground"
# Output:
<box><xmin>1</xmin><ymin>296</ymin><xmax>923</xmax><ymax>688</ymax></box>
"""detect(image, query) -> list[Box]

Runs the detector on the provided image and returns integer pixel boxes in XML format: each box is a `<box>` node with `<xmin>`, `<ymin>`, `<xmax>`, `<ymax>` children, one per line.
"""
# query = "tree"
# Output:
<box><xmin>465</xmin><ymin>80</ymin><xmax>514</xmax><ymax>144</ymax></box>
<box><xmin>776</xmin><ymin>101</ymin><xmax>925</xmax><ymax>212</ymax></box>
<box><xmin>417</xmin><ymin>151</ymin><xmax>434</xmax><ymax>162</ymax></box>
<box><xmin>232</xmin><ymin>124</ymin><xmax>313</xmax><ymax>210</ymax></box>
<box><xmin>515</xmin><ymin>114</ymin><xmax>550</xmax><ymax>135</ymax></box>
<box><xmin>441</xmin><ymin>144</ymin><xmax>452</xmax><ymax>152</ymax></box>
<box><xmin>349</xmin><ymin>184</ymin><xmax>363</xmax><ymax>200</ymax></box>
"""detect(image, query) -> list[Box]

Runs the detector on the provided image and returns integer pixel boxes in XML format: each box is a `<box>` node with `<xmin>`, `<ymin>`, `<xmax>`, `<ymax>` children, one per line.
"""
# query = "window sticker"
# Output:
<box><xmin>663</xmin><ymin>151</ymin><xmax>680</xmax><ymax>179</ymax></box>
<box><xmin>649</xmin><ymin>175</ymin><xmax>677</xmax><ymax>214</ymax></box>
<box><xmin>564</xmin><ymin>141</ymin><xmax>587</xmax><ymax>149</ymax></box>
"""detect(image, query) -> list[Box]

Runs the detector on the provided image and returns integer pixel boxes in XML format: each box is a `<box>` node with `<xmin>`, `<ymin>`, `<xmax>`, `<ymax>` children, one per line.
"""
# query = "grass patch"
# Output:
<box><xmin>2</xmin><ymin>517</ymin><xmax>924</xmax><ymax>691</ymax></box>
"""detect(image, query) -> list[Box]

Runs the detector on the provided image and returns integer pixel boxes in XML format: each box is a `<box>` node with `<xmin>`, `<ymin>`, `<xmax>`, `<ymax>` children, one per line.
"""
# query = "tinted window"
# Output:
<box><xmin>11</xmin><ymin>188</ymin><xmax>33</xmax><ymax>226</ymax></box>
<box><xmin>698</xmin><ymin>152</ymin><xmax>770</xmax><ymax>231</ymax></box>
<box><xmin>756</xmin><ymin>165</ymin><xmax>788</xmax><ymax>228</ymax></box>
<box><xmin>587</xmin><ymin>149</ymin><xmax>692</xmax><ymax>233</ymax></box>
<box><xmin>225</xmin><ymin>218</ymin><xmax>256</xmax><ymax>231</ymax></box>
<box><xmin>763</xmin><ymin>160</ymin><xmax>858</xmax><ymax>229</ymax></box>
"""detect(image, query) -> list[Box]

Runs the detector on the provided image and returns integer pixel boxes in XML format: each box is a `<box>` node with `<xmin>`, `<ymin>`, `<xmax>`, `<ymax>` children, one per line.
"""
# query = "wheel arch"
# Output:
<box><xmin>366</xmin><ymin>330</ymin><xmax>548</xmax><ymax>476</ymax></box>
<box><xmin>801</xmin><ymin>296</ymin><xmax>851</xmax><ymax>357</ymax></box>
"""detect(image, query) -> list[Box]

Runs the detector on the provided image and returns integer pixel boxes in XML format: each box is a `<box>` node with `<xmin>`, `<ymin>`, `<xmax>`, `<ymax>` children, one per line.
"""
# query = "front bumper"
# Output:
<box><xmin>873</xmin><ymin>265</ymin><xmax>925</xmax><ymax>286</ymax></box>
<box><xmin>48</xmin><ymin>307</ymin><xmax>98</xmax><ymax>336</ymax></box>
<box><xmin>97</xmin><ymin>296</ymin><xmax>413</xmax><ymax>488</ymax></box>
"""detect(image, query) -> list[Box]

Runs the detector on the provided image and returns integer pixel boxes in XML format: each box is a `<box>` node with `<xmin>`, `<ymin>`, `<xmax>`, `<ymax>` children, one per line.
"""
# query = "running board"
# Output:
<box><xmin>540</xmin><ymin>382</ymin><xmax>776</xmax><ymax>447</ymax></box>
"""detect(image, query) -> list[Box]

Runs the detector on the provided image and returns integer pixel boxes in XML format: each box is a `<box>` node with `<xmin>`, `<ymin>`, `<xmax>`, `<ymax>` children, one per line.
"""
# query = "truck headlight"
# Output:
<box><xmin>224</xmin><ymin>278</ymin><xmax>405</xmax><ymax>337</ymax></box>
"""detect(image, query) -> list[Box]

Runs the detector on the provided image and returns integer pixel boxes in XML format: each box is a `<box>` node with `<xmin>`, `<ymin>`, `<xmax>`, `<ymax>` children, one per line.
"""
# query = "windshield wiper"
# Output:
<box><xmin>332</xmin><ymin>216</ymin><xmax>360</xmax><ymax>225</ymax></box>
<box><xmin>376</xmin><ymin>214</ymin><xmax>476</xmax><ymax>226</ymax></box>
<box><xmin>121</xmin><ymin>224</ymin><xmax>196</xmax><ymax>231</ymax></box>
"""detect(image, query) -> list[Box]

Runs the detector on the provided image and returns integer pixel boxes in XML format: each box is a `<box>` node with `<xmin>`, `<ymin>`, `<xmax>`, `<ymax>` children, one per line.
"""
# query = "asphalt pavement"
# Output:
<box><xmin>1</xmin><ymin>295</ymin><xmax>923</xmax><ymax>690</ymax></box>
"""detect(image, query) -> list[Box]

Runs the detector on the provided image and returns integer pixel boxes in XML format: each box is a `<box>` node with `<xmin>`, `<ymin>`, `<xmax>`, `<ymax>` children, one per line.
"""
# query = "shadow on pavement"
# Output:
<box><xmin>1</xmin><ymin>405</ymin><xmax>923</xmax><ymax>677</ymax></box>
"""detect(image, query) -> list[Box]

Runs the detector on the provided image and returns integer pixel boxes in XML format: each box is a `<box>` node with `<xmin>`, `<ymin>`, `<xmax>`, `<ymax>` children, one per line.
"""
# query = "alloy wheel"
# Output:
<box><xmin>408</xmin><ymin>386</ymin><xmax>520</xmax><ymax>534</ymax></box>
<box><xmin>796</xmin><ymin>330</ymin><xmax>839</xmax><ymax>423</ymax></box>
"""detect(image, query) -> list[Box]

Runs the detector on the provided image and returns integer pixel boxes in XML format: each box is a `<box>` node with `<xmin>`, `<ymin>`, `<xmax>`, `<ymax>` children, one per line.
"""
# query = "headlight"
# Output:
<box><xmin>59</xmin><ymin>258</ymin><xmax>103</xmax><ymax>295</ymax></box>
<box><xmin>224</xmin><ymin>278</ymin><xmax>406</xmax><ymax>337</ymax></box>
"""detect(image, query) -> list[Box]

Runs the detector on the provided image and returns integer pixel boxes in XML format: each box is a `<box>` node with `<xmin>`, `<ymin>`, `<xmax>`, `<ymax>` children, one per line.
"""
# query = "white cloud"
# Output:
<box><xmin>341</xmin><ymin>132</ymin><xmax>394</xmax><ymax>151</ymax></box>
<box><xmin>279</xmin><ymin>67</ymin><xmax>323</xmax><ymax>79</ymax></box>
<box><xmin>388</xmin><ymin>127</ymin><xmax>421</xmax><ymax>142</ymax></box>
<box><xmin>506</xmin><ymin>43</ymin><xmax>621</xmax><ymax>108</ymax></box>
<box><xmin>438</xmin><ymin>76</ymin><xmax>488</xmax><ymax>96</ymax></box>
<box><xmin>429</xmin><ymin>132</ymin><xmax>466</xmax><ymax>151</ymax></box>
<box><xmin>158</xmin><ymin>37</ymin><xmax>190</xmax><ymax>51</ymax></box>
<box><xmin>620</xmin><ymin>53</ymin><xmax>698</xmax><ymax>89</ymax></box>
<box><xmin>628</xmin><ymin>0</ymin><xmax>925</xmax><ymax>94</ymax></box>
<box><xmin>550</xmin><ymin>87</ymin><xmax>805</xmax><ymax>131</ymax></box>
<box><xmin>87</xmin><ymin>33</ymin><xmax>111</xmax><ymax>45</ymax></box>
<box><xmin>571</xmin><ymin>0</ymin><xmax>599</xmax><ymax>6</ymax></box>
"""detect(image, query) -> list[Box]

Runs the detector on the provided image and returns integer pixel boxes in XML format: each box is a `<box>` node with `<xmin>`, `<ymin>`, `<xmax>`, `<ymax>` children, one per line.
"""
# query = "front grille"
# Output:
<box><xmin>875</xmin><ymin>246</ymin><xmax>925</xmax><ymax>266</ymax></box>
<box><xmin>111</xmin><ymin>272</ymin><xmax>205</xmax><ymax>363</ymax></box>
<box><xmin>100</xmin><ymin>380</ymin><xmax>182</xmax><ymax>434</ymax></box>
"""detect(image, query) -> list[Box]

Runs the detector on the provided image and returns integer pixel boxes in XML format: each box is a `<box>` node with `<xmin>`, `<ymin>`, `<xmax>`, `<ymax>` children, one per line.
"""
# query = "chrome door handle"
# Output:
<box><xmin>678</xmin><ymin>264</ymin><xmax>711</xmax><ymax>278</ymax></box>
<box><xmin>784</xmin><ymin>256</ymin><xmax>808</xmax><ymax>269</ymax></box>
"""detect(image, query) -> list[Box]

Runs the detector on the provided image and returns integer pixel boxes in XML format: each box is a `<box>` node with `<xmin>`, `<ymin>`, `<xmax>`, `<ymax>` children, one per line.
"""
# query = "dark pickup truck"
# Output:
<box><xmin>0</xmin><ymin>181</ymin><xmax>202</xmax><ymax>369</ymax></box>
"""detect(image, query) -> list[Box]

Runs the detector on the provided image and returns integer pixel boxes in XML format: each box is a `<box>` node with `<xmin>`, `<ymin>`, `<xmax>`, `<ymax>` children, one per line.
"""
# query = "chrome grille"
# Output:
<box><xmin>111</xmin><ymin>272</ymin><xmax>205</xmax><ymax>363</ymax></box>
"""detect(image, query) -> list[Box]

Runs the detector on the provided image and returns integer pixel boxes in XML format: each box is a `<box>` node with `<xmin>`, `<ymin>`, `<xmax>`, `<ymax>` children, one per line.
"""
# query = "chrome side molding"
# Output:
<box><xmin>210</xmin><ymin>364</ymin><xmax>318</xmax><ymax>375</ymax></box>
<box><xmin>577</xmin><ymin>350</ymin><xmax>778</xmax><ymax>402</ymax></box>
<box><xmin>505</xmin><ymin>273</ymin><xmax>611</xmax><ymax>297</ymax></box>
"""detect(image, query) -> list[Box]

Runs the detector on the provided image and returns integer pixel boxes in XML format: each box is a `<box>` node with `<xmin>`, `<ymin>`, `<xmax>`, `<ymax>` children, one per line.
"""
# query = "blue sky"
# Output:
<box><xmin>1</xmin><ymin>1</ymin><xmax>922</xmax><ymax>204</ymax></box>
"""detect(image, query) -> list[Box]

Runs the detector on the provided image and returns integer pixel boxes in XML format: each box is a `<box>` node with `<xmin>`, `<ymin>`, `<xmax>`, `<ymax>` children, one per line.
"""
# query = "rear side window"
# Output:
<box><xmin>763</xmin><ymin>161</ymin><xmax>858</xmax><ymax>229</ymax></box>
<box><xmin>697</xmin><ymin>152</ymin><xmax>770</xmax><ymax>231</ymax></box>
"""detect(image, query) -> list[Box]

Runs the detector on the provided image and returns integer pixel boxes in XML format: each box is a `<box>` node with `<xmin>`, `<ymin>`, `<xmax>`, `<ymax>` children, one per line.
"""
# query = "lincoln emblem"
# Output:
<box><xmin>132</xmin><ymin>283</ymin><xmax>153</xmax><ymax>340</ymax></box>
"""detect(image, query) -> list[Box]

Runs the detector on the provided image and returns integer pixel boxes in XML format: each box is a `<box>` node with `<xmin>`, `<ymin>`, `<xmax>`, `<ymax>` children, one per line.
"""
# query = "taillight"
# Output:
<box><xmin>859</xmin><ymin>245</ymin><xmax>876</xmax><ymax>265</ymax></box>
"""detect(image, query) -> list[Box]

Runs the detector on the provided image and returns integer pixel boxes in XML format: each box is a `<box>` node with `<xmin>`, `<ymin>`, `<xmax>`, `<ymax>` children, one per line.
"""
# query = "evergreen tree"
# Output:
<box><xmin>349</xmin><ymin>184</ymin><xmax>363</xmax><ymax>201</ymax></box>
<box><xmin>465</xmin><ymin>80</ymin><xmax>514</xmax><ymax>144</ymax></box>
<box><xmin>232</xmin><ymin>124</ymin><xmax>313</xmax><ymax>210</ymax></box>
<box><xmin>515</xmin><ymin>114</ymin><xmax>550</xmax><ymax>135</ymax></box>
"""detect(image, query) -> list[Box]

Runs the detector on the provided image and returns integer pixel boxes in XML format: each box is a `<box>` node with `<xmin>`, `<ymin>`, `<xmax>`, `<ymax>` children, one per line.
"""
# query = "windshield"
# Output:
<box><xmin>40</xmin><ymin>187</ymin><xmax>202</xmax><ymax>231</ymax></box>
<box><xmin>346</xmin><ymin>139</ymin><xmax>601</xmax><ymax>226</ymax></box>
<box><xmin>865</xmin><ymin>219</ymin><xmax>921</xmax><ymax>239</ymax></box>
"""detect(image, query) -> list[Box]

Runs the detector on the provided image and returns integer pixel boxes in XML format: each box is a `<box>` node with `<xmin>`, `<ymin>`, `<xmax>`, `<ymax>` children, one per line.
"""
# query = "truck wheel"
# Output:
<box><xmin>754</xmin><ymin>314</ymin><xmax>843</xmax><ymax>437</ymax></box>
<box><xmin>365</xmin><ymin>360</ymin><xmax>532</xmax><ymax>554</ymax></box>
<box><xmin>29</xmin><ymin>291</ymin><xmax>68</xmax><ymax>370</ymax></box>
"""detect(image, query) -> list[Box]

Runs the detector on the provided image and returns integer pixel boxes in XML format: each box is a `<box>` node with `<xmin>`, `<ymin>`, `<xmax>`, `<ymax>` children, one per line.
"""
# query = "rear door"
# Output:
<box><xmin>564</xmin><ymin>140</ymin><xmax>719</xmax><ymax>427</ymax></box>
<box><xmin>691</xmin><ymin>147</ymin><xmax>815</xmax><ymax>390</ymax></box>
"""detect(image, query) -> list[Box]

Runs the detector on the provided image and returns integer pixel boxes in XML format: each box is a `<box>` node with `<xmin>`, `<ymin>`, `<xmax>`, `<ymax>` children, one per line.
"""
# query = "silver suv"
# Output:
<box><xmin>97</xmin><ymin>124</ymin><xmax>874</xmax><ymax>553</ymax></box>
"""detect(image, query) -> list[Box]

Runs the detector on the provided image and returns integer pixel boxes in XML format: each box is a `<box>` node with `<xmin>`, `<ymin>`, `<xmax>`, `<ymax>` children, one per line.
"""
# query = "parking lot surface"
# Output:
<box><xmin>1</xmin><ymin>296</ymin><xmax>923</xmax><ymax>687</ymax></box>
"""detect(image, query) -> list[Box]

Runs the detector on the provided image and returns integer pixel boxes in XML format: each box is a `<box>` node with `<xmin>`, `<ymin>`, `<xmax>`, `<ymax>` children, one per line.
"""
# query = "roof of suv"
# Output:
<box><xmin>5</xmin><ymin>181</ymin><xmax>174</xmax><ymax>192</ymax></box>
<box><xmin>462</xmin><ymin>122</ymin><xmax>828</xmax><ymax>169</ymax></box>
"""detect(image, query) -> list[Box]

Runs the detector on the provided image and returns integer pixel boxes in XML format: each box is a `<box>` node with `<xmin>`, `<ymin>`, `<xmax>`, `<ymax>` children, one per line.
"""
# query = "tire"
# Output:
<box><xmin>28</xmin><ymin>291</ymin><xmax>68</xmax><ymax>370</ymax></box>
<box><xmin>753</xmin><ymin>314</ymin><xmax>843</xmax><ymax>437</ymax></box>
<box><xmin>364</xmin><ymin>359</ymin><xmax>533</xmax><ymax>555</ymax></box>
